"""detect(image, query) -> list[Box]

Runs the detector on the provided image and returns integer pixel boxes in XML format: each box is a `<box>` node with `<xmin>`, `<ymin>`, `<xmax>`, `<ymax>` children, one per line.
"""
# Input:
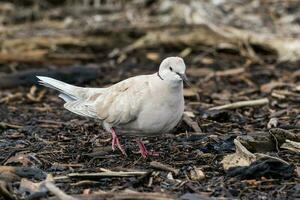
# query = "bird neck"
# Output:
<box><xmin>157</xmin><ymin>72</ymin><xmax>164</xmax><ymax>80</ymax></box>
<box><xmin>154</xmin><ymin>72</ymin><xmax>183</xmax><ymax>91</ymax></box>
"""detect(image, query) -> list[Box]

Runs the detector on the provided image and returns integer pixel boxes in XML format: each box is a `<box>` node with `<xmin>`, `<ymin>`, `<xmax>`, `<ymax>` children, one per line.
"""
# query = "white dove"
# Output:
<box><xmin>37</xmin><ymin>57</ymin><xmax>187</xmax><ymax>157</ymax></box>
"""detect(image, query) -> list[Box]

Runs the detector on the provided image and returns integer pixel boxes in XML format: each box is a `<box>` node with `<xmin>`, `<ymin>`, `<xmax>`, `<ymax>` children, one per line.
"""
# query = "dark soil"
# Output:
<box><xmin>0</xmin><ymin>1</ymin><xmax>299</xmax><ymax>199</ymax></box>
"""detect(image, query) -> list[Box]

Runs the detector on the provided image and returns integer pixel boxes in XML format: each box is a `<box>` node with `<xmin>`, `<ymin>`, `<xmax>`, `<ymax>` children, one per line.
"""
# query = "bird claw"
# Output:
<box><xmin>111</xmin><ymin>128</ymin><xmax>127</xmax><ymax>156</ymax></box>
<box><xmin>136</xmin><ymin>139</ymin><xmax>159</xmax><ymax>158</ymax></box>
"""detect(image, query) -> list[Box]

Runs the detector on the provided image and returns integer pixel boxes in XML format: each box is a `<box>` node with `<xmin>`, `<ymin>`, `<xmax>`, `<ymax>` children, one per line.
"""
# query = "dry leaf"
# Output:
<box><xmin>221</xmin><ymin>139</ymin><xmax>256</xmax><ymax>171</ymax></box>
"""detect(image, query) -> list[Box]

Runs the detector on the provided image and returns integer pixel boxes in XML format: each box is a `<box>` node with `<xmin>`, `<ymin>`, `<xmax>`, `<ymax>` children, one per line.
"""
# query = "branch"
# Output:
<box><xmin>67</xmin><ymin>171</ymin><xmax>148</xmax><ymax>179</ymax></box>
<box><xmin>44</xmin><ymin>174</ymin><xmax>78</xmax><ymax>200</ymax></box>
<box><xmin>209</xmin><ymin>98</ymin><xmax>269</xmax><ymax>110</ymax></box>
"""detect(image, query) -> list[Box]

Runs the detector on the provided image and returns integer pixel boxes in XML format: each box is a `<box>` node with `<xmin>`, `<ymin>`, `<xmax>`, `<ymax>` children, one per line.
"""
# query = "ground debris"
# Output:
<box><xmin>49</xmin><ymin>191</ymin><xmax>174</xmax><ymax>200</ymax></box>
<box><xmin>227</xmin><ymin>157</ymin><xmax>295</xmax><ymax>179</ymax></box>
<box><xmin>0</xmin><ymin>1</ymin><xmax>299</xmax><ymax>199</ymax></box>
<box><xmin>221</xmin><ymin>139</ymin><xmax>256</xmax><ymax>171</ymax></box>
<box><xmin>150</xmin><ymin>161</ymin><xmax>179</xmax><ymax>176</ymax></box>
<box><xmin>281</xmin><ymin>140</ymin><xmax>300</xmax><ymax>154</ymax></box>
<box><xmin>67</xmin><ymin>171</ymin><xmax>148</xmax><ymax>179</ymax></box>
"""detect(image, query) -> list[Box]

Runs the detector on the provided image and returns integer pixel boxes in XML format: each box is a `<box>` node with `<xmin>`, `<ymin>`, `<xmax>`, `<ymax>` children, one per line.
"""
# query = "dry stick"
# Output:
<box><xmin>44</xmin><ymin>175</ymin><xmax>78</xmax><ymax>200</ymax></box>
<box><xmin>68</xmin><ymin>171</ymin><xmax>148</xmax><ymax>179</ymax></box>
<box><xmin>209</xmin><ymin>98</ymin><xmax>269</xmax><ymax>111</ymax></box>
<box><xmin>182</xmin><ymin>114</ymin><xmax>202</xmax><ymax>133</ymax></box>
<box><xmin>45</xmin><ymin>183</ymin><xmax>78</xmax><ymax>200</ymax></box>
<box><xmin>0</xmin><ymin>122</ymin><xmax>23</xmax><ymax>129</ymax></box>
<box><xmin>49</xmin><ymin>192</ymin><xmax>174</xmax><ymax>200</ymax></box>
<box><xmin>150</xmin><ymin>161</ymin><xmax>179</xmax><ymax>176</ymax></box>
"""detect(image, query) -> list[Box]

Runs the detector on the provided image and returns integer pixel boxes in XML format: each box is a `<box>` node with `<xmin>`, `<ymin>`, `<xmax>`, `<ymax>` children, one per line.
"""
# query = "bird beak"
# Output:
<box><xmin>177</xmin><ymin>73</ymin><xmax>191</xmax><ymax>87</ymax></box>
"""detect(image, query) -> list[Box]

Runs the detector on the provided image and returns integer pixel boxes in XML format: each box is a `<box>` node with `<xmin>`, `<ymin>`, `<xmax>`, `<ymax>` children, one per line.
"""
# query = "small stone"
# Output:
<box><xmin>267</xmin><ymin>118</ymin><xmax>278</xmax><ymax>129</ymax></box>
<box><xmin>189</xmin><ymin>166</ymin><xmax>205</xmax><ymax>181</ymax></box>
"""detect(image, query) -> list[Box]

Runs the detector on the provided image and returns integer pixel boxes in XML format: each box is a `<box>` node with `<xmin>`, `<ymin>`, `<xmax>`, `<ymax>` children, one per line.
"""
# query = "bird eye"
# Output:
<box><xmin>169</xmin><ymin>67</ymin><xmax>173</xmax><ymax>71</ymax></box>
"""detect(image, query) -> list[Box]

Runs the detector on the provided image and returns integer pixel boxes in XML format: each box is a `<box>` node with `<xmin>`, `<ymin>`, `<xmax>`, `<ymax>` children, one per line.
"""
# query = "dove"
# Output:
<box><xmin>37</xmin><ymin>57</ymin><xmax>187</xmax><ymax>157</ymax></box>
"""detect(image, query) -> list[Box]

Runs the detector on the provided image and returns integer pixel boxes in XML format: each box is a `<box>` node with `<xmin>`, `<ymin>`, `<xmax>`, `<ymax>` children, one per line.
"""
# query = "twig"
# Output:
<box><xmin>48</xmin><ymin>191</ymin><xmax>174</xmax><ymax>200</ymax></box>
<box><xmin>149</xmin><ymin>161</ymin><xmax>179</xmax><ymax>176</ymax></box>
<box><xmin>182</xmin><ymin>113</ymin><xmax>202</xmax><ymax>133</ymax></box>
<box><xmin>0</xmin><ymin>122</ymin><xmax>23</xmax><ymax>129</ymax></box>
<box><xmin>209</xmin><ymin>98</ymin><xmax>269</xmax><ymax>110</ymax></box>
<box><xmin>52</xmin><ymin>163</ymin><xmax>83</xmax><ymax>168</ymax></box>
<box><xmin>44</xmin><ymin>174</ymin><xmax>78</xmax><ymax>200</ymax></box>
<box><xmin>0</xmin><ymin>93</ymin><xmax>22</xmax><ymax>104</ymax></box>
<box><xmin>53</xmin><ymin>176</ymin><xmax>68</xmax><ymax>181</ymax></box>
<box><xmin>67</xmin><ymin>171</ymin><xmax>148</xmax><ymax>179</ymax></box>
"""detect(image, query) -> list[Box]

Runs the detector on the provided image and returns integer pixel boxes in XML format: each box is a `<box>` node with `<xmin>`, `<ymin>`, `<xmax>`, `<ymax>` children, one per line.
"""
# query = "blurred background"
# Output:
<box><xmin>0</xmin><ymin>0</ymin><xmax>299</xmax><ymax>87</ymax></box>
<box><xmin>0</xmin><ymin>0</ymin><xmax>300</xmax><ymax>199</ymax></box>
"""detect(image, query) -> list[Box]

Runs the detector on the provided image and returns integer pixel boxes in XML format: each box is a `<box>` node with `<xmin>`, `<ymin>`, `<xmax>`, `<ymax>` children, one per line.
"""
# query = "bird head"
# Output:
<box><xmin>158</xmin><ymin>57</ymin><xmax>189</xmax><ymax>85</ymax></box>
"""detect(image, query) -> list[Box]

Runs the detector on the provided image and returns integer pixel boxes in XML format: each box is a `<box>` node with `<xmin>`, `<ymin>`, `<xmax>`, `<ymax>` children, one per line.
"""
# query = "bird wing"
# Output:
<box><xmin>92</xmin><ymin>75</ymin><xmax>150</xmax><ymax>126</ymax></box>
<box><xmin>37</xmin><ymin>75</ymin><xmax>151</xmax><ymax>123</ymax></box>
<box><xmin>63</xmin><ymin>99</ymin><xmax>99</xmax><ymax>118</ymax></box>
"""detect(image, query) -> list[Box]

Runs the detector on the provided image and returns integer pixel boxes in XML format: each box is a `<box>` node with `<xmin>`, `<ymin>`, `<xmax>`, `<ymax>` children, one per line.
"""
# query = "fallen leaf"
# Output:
<box><xmin>221</xmin><ymin>139</ymin><xmax>256</xmax><ymax>171</ymax></box>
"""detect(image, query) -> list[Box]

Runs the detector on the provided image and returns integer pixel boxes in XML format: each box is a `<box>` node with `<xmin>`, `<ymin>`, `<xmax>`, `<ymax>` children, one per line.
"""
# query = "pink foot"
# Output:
<box><xmin>136</xmin><ymin>139</ymin><xmax>159</xmax><ymax>158</ymax></box>
<box><xmin>111</xmin><ymin>128</ymin><xmax>127</xmax><ymax>156</ymax></box>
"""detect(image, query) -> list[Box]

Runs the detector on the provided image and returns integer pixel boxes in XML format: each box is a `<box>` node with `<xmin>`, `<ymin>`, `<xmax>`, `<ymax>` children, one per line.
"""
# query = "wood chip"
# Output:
<box><xmin>150</xmin><ymin>161</ymin><xmax>179</xmax><ymax>176</ymax></box>
<box><xmin>182</xmin><ymin>113</ymin><xmax>202</xmax><ymax>133</ymax></box>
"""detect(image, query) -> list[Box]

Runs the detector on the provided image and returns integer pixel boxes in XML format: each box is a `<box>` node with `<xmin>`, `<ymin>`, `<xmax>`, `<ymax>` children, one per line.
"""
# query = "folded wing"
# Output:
<box><xmin>93</xmin><ymin>76</ymin><xmax>149</xmax><ymax>126</ymax></box>
<box><xmin>37</xmin><ymin>75</ymin><xmax>149</xmax><ymax>126</ymax></box>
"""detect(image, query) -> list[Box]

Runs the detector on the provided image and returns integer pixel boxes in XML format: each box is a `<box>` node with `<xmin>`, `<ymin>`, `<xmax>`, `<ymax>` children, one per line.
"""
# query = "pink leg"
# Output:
<box><xmin>111</xmin><ymin>128</ymin><xmax>127</xmax><ymax>156</ymax></box>
<box><xmin>136</xmin><ymin>139</ymin><xmax>159</xmax><ymax>158</ymax></box>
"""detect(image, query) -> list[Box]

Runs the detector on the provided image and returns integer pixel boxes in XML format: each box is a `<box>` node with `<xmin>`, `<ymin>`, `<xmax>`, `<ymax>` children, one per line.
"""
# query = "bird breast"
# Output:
<box><xmin>119</xmin><ymin>82</ymin><xmax>184</xmax><ymax>136</ymax></box>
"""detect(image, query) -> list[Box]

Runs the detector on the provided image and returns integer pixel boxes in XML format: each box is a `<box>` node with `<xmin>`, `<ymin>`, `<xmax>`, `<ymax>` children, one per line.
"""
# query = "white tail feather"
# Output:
<box><xmin>37</xmin><ymin>76</ymin><xmax>81</xmax><ymax>101</ymax></box>
<box><xmin>37</xmin><ymin>76</ymin><xmax>99</xmax><ymax>118</ymax></box>
<box><xmin>58</xmin><ymin>93</ymin><xmax>76</xmax><ymax>102</ymax></box>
